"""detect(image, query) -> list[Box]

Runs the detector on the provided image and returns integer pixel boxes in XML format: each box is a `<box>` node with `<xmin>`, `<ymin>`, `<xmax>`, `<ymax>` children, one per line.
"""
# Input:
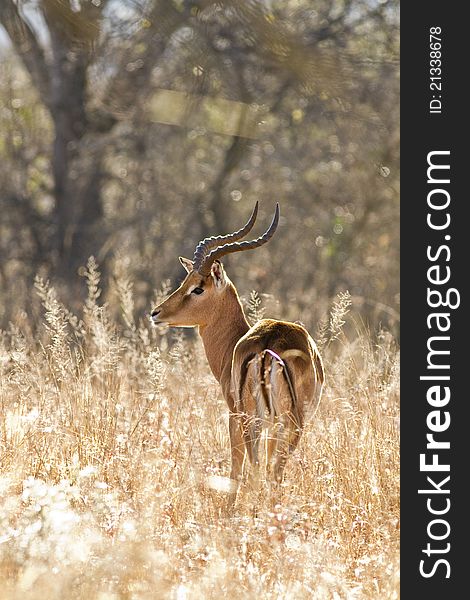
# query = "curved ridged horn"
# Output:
<box><xmin>198</xmin><ymin>203</ymin><xmax>280</xmax><ymax>276</ymax></box>
<box><xmin>192</xmin><ymin>202</ymin><xmax>259</xmax><ymax>271</ymax></box>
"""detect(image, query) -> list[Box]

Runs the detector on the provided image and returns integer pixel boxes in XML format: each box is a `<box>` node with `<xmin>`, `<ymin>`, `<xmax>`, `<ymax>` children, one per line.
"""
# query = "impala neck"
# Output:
<box><xmin>198</xmin><ymin>285</ymin><xmax>250</xmax><ymax>384</ymax></box>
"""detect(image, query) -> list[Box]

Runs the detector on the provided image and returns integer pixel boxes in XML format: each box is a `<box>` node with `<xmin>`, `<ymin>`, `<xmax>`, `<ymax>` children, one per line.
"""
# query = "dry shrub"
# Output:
<box><xmin>0</xmin><ymin>265</ymin><xmax>399</xmax><ymax>599</ymax></box>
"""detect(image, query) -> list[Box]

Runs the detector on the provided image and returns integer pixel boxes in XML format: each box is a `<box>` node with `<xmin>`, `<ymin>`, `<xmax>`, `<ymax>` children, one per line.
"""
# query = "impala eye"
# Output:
<box><xmin>192</xmin><ymin>287</ymin><xmax>204</xmax><ymax>295</ymax></box>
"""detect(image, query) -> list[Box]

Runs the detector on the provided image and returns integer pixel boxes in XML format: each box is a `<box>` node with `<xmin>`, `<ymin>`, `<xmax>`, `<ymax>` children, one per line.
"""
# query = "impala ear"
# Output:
<box><xmin>179</xmin><ymin>256</ymin><xmax>194</xmax><ymax>273</ymax></box>
<box><xmin>210</xmin><ymin>260</ymin><xmax>227</xmax><ymax>289</ymax></box>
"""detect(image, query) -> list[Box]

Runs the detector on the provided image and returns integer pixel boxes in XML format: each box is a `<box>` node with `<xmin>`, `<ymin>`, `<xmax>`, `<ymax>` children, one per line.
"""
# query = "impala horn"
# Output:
<box><xmin>192</xmin><ymin>201</ymin><xmax>259</xmax><ymax>272</ymax></box>
<box><xmin>195</xmin><ymin>203</ymin><xmax>280</xmax><ymax>277</ymax></box>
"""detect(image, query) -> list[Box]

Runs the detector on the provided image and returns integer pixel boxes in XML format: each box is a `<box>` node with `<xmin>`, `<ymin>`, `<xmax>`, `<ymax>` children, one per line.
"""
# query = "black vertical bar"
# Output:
<box><xmin>401</xmin><ymin>3</ymin><xmax>467</xmax><ymax>597</ymax></box>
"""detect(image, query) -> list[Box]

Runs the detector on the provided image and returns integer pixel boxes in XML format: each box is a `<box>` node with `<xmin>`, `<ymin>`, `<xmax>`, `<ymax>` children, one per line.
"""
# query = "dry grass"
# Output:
<box><xmin>0</xmin><ymin>260</ymin><xmax>399</xmax><ymax>599</ymax></box>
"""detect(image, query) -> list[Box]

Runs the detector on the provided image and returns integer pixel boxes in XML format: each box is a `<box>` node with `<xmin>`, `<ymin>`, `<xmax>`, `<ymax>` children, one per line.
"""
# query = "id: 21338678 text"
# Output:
<box><xmin>429</xmin><ymin>27</ymin><xmax>442</xmax><ymax>114</ymax></box>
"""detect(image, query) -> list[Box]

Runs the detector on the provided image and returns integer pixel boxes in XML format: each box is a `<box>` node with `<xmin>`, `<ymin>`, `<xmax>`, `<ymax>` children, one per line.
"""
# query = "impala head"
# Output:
<box><xmin>151</xmin><ymin>202</ymin><xmax>280</xmax><ymax>327</ymax></box>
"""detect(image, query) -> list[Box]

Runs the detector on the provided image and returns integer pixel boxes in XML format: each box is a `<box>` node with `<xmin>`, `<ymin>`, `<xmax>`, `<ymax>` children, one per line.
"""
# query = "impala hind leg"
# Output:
<box><xmin>272</xmin><ymin>420</ymin><xmax>302</xmax><ymax>484</ymax></box>
<box><xmin>266</xmin><ymin>421</ymin><xmax>282</xmax><ymax>480</ymax></box>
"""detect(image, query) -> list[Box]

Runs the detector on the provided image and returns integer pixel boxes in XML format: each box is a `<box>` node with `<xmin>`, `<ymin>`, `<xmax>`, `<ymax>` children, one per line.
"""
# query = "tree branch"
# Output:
<box><xmin>0</xmin><ymin>0</ymin><xmax>51</xmax><ymax>109</ymax></box>
<box><xmin>102</xmin><ymin>0</ymin><xmax>188</xmax><ymax>120</ymax></box>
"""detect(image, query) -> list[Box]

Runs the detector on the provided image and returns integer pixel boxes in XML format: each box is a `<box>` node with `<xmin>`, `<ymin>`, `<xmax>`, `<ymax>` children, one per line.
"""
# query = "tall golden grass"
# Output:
<box><xmin>0</xmin><ymin>259</ymin><xmax>399</xmax><ymax>599</ymax></box>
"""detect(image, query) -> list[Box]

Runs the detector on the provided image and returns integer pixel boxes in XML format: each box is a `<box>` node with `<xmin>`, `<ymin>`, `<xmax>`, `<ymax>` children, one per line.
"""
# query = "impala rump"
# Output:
<box><xmin>232</xmin><ymin>319</ymin><xmax>324</xmax><ymax>482</ymax></box>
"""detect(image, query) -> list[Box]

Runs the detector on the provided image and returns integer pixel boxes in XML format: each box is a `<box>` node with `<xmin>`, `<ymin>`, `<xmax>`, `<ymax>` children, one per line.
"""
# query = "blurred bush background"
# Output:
<box><xmin>0</xmin><ymin>0</ymin><xmax>399</xmax><ymax>334</ymax></box>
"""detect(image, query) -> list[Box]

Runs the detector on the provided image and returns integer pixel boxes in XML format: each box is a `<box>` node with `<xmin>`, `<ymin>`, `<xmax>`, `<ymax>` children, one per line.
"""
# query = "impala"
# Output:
<box><xmin>151</xmin><ymin>203</ymin><xmax>324</xmax><ymax>499</ymax></box>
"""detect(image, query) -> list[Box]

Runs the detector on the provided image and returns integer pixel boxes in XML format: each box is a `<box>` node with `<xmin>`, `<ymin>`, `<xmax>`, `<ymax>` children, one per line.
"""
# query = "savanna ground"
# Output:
<box><xmin>0</xmin><ymin>259</ymin><xmax>399</xmax><ymax>599</ymax></box>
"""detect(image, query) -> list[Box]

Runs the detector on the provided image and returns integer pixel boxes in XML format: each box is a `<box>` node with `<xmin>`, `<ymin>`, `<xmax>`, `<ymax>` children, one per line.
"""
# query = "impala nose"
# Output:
<box><xmin>151</xmin><ymin>309</ymin><xmax>161</xmax><ymax>321</ymax></box>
